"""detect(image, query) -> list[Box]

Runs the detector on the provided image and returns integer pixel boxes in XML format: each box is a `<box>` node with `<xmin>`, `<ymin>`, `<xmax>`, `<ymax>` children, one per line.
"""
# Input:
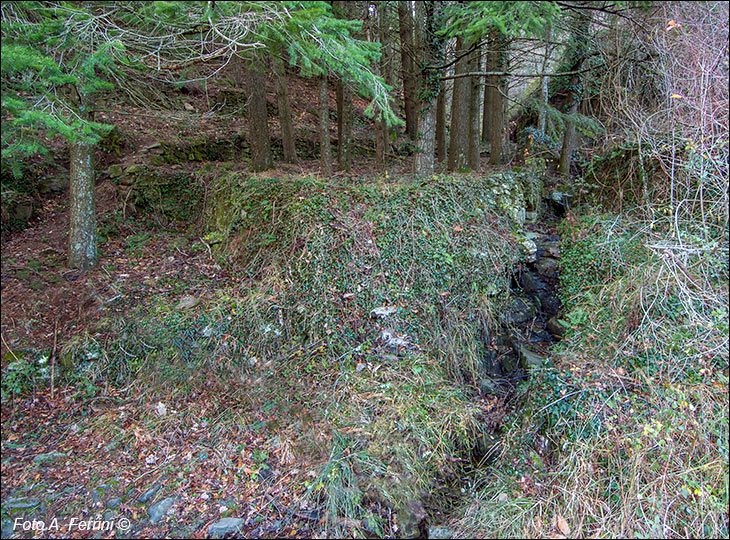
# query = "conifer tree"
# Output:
<box><xmin>2</xmin><ymin>2</ymin><xmax>125</xmax><ymax>270</ymax></box>
<box><xmin>413</xmin><ymin>1</ymin><xmax>446</xmax><ymax>176</ymax></box>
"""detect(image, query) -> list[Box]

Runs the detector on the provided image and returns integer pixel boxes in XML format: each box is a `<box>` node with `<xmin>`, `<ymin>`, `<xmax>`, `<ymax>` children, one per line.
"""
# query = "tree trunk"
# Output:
<box><xmin>436</xmin><ymin>81</ymin><xmax>446</xmax><ymax>162</ymax></box>
<box><xmin>538</xmin><ymin>24</ymin><xmax>552</xmax><ymax>134</ymax></box>
<box><xmin>381</xmin><ymin>4</ymin><xmax>397</xmax><ymax>93</ymax></box>
<box><xmin>68</xmin><ymin>92</ymin><xmax>97</xmax><ymax>270</ymax></box>
<box><xmin>448</xmin><ymin>36</ymin><xmax>472</xmax><ymax>171</ymax></box>
<box><xmin>413</xmin><ymin>1</ymin><xmax>444</xmax><ymax>176</ymax></box>
<box><xmin>558</xmin><ymin>94</ymin><xmax>578</xmax><ymax>176</ymax></box>
<box><xmin>413</xmin><ymin>0</ymin><xmax>424</xmax><ymax>101</ymax></box>
<box><xmin>415</xmin><ymin>99</ymin><xmax>438</xmax><ymax>175</ymax></box>
<box><xmin>336</xmin><ymin>80</ymin><xmax>343</xmax><ymax>159</ymax></box>
<box><xmin>468</xmin><ymin>43</ymin><xmax>481</xmax><ymax>170</ymax></box>
<box><xmin>482</xmin><ymin>32</ymin><xmax>494</xmax><ymax>144</ymax></box>
<box><xmin>558</xmin><ymin>14</ymin><xmax>590</xmax><ymax>176</ymax></box>
<box><xmin>488</xmin><ymin>31</ymin><xmax>507</xmax><ymax>165</ymax></box>
<box><xmin>376</xmin><ymin>0</ymin><xmax>394</xmax><ymax>169</ymax></box>
<box><xmin>398</xmin><ymin>1</ymin><xmax>417</xmax><ymax>140</ymax></box>
<box><xmin>318</xmin><ymin>75</ymin><xmax>332</xmax><ymax>176</ymax></box>
<box><xmin>338</xmin><ymin>82</ymin><xmax>353</xmax><ymax>170</ymax></box>
<box><xmin>248</xmin><ymin>59</ymin><xmax>272</xmax><ymax>171</ymax></box>
<box><xmin>375</xmin><ymin>113</ymin><xmax>386</xmax><ymax>171</ymax></box>
<box><xmin>272</xmin><ymin>55</ymin><xmax>297</xmax><ymax>163</ymax></box>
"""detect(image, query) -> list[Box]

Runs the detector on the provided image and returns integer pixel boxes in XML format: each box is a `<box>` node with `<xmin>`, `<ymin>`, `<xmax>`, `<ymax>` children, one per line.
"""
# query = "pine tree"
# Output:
<box><xmin>413</xmin><ymin>1</ymin><xmax>446</xmax><ymax>176</ymax></box>
<box><xmin>2</xmin><ymin>2</ymin><xmax>125</xmax><ymax>270</ymax></box>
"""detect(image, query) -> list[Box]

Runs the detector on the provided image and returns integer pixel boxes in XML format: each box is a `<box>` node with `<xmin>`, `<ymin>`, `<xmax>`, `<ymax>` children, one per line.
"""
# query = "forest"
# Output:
<box><xmin>1</xmin><ymin>1</ymin><xmax>728</xmax><ymax>538</ymax></box>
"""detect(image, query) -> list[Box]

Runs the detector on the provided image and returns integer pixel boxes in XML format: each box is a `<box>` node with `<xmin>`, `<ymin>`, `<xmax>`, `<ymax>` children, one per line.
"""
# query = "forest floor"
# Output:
<box><xmin>2</xmin><ymin>72</ymin><xmax>728</xmax><ymax>540</ymax></box>
<box><xmin>2</xmin><ymin>76</ymin><xmax>488</xmax><ymax>539</ymax></box>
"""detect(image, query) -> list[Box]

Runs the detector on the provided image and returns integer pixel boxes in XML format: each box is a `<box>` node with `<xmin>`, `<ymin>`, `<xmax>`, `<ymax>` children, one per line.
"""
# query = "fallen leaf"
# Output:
<box><xmin>556</xmin><ymin>514</ymin><xmax>571</xmax><ymax>535</ymax></box>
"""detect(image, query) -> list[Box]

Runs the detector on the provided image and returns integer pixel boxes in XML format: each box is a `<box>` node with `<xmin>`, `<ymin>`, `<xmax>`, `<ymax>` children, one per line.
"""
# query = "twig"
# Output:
<box><xmin>134</xmin><ymin>438</ymin><xmax>171</xmax><ymax>484</ymax></box>
<box><xmin>50</xmin><ymin>318</ymin><xmax>59</xmax><ymax>401</ymax></box>
<box><xmin>199</xmin><ymin>236</ymin><xmax>213</xmax><ymax>260</ymax></box>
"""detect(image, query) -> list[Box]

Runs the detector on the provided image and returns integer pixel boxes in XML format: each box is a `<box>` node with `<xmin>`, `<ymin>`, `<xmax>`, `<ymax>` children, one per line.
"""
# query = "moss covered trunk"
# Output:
<box><xmin>482</xmin><ymin>33</ymin><xmax>494</xmax><ymax>145</ymax></box>
<box><xmin>558</xmin><ymin>15</ymin><xmax>590</xmax><ymax>176</ymax></box>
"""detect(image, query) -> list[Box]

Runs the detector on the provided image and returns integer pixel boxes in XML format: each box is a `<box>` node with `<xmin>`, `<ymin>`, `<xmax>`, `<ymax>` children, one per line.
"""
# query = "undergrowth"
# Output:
<box><xmin>27</xmin><ymin>172</ymin><xmax>538</xmax><ymax>534</ymax></box>
<box><xmin>453</xmin><ymin>207</ymin><xmax>729</xmax><ymax>538</ymax></box>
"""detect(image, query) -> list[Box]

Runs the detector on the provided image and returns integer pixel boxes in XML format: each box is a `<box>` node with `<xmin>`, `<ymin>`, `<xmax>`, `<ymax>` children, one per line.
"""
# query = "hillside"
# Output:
<box><xmin>2</xmin><ymin>2</ymin><xmax>728</xmax><ymax>539</ymax></box>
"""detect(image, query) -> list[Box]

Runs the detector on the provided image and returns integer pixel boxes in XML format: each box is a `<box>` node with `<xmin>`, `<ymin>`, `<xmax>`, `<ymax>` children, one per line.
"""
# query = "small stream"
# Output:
<box><xmin>423</xmin><ymin>213</ymin><xmax>567</xmax><ymax>538</ymax></box>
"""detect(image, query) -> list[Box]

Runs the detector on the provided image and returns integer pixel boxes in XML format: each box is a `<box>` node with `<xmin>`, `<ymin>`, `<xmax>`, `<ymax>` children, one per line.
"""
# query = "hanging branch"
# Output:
<box><xmin>439</xmin><ymin>64</ymin><xmax>599</xmax><ymax>81</ymax></box>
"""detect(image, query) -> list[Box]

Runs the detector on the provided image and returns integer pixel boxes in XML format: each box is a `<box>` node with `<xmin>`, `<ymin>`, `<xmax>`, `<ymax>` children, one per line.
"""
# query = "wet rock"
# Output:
<box><xmin>208</xmin><ymin>518</ymin><xmax>246</xmax><ymax>537</ymax></box>
<box><xmin>479</xmin><ymin>378</ymin><xmax>500</xmax><ymax>395</ymax></box>
<box><xmin>396</xmin><ymin>501</ymin><xmax>427</xmax><ymax>539</ymax></box>
<box><xmin>500</xmin><ymin>350</ymin><xmax>520</xmax><ymax>374</ymax></box>
<box><xmin>520</xmin><ymin>271</ymin><xmax>544</xmax><ymax>296</ymax></box>
<box><xmin>547</xmin><ymin>316</ymin><xmax>567</xmax><ymax>338</ymax></box>
<box><xmin>479</xmin><ymin>349</ymin><xmax>502</xmax><ymax>378</ymax></box>
<box><xmin>528</xmin><ymin>329</ymin><xmax>554</xmax><ymax>343</ymax></box>
<box><xmin>537</xmin><ymin>238</ymin><xmax>560</xmax><ymax>259</ymax></box>
<box><xmin>33</xmin><ymin>451</ymin><xmax>66</xmax><ymax>466</ymax></box>
<box><xmin>175</xmin><ymin>295</ymin><xmax>199</xmax><ymax>310</ymax></box>
<box><xmin>535</xmin><ymin>256</ymin><xmax>559</xmax><ymax>279</ymax></box>
<box><xmin>500</xmin><ymin>297</ymin><xmax>537</xmax><ymax>326</ymax></box>
<box><xmin>519</xmin><ymin>271</ymin><xmax>561</xmax><ymax>317</ymax></box>
<box><xmin>148</xmin><ymin>496</ymin><xmax>177</xmax><ymax>524</ymax></box>
<box><xmin>518</xmin><ymin>345</ymin><xmax>546</xmax><ymax>371</ymax></box>
<box><xmin>542</xmin><ymin>296</ymin><xmax>561</xmax><ymax>317</ymax></box>
<box><xmin>547</xmin><ymin>190</ymin><xmax>572</xmax><ymax>216</ymax></box>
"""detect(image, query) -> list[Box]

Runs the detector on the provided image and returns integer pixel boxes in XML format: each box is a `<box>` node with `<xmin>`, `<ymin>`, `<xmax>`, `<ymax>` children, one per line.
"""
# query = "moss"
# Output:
<box><xmin>125</xmin><ymin>170</ymin><xmax>205</xmax><ymax>225</ymax></box>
